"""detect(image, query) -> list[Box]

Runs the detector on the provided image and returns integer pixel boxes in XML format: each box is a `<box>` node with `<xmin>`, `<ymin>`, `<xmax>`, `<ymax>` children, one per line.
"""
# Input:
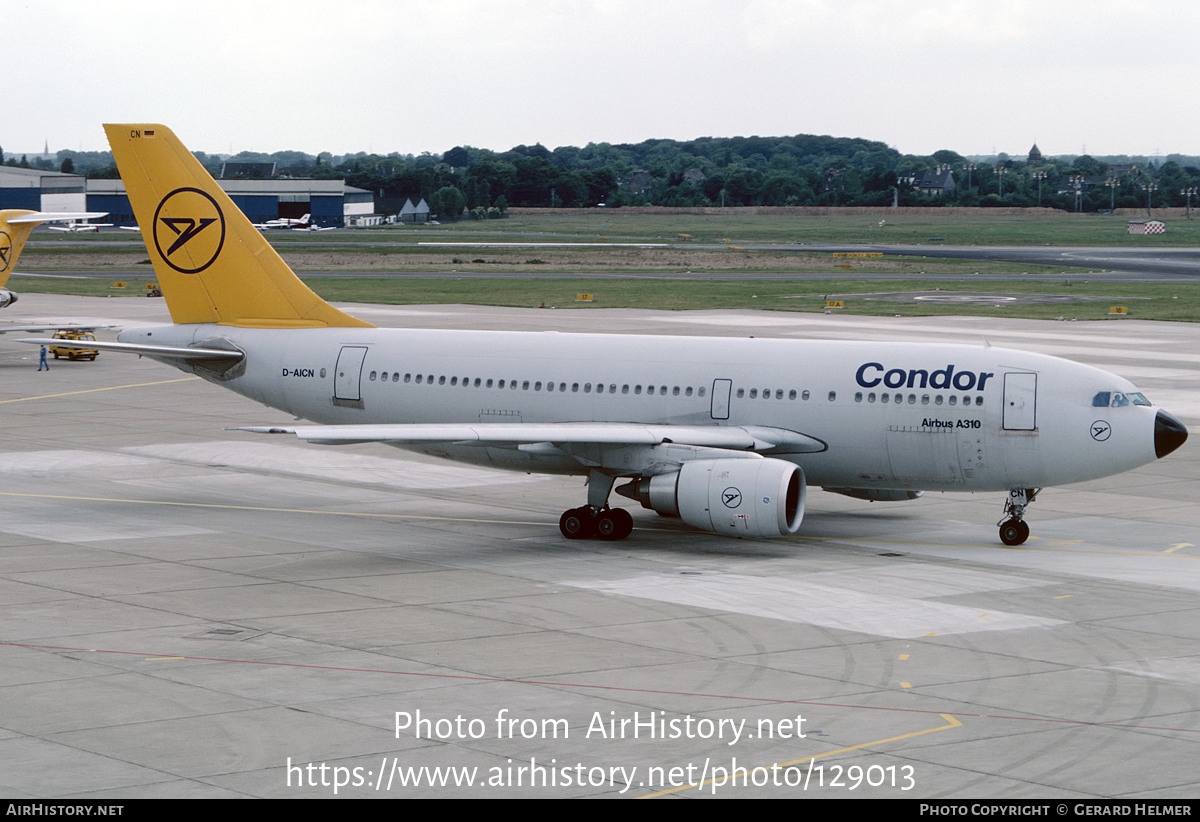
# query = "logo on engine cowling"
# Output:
<box><xmin>721</xmin><ymin>487</ymin><xmax>742</xmax><ymax>508</ymax></box>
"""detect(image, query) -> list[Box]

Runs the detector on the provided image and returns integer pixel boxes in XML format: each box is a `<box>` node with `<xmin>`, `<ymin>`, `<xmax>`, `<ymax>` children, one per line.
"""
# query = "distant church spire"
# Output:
<box><xmin>1028</xmin><ymin>143</ymin><xmax>1042</xmax><ymax>164</ymax></box>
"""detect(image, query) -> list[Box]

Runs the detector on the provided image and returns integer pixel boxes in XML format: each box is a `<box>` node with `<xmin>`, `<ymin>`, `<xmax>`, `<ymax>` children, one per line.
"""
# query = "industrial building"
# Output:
<box><xmin>0</xmin><ymin>167</ymin><xmax>376</xmax><ymax>227</ymax></box>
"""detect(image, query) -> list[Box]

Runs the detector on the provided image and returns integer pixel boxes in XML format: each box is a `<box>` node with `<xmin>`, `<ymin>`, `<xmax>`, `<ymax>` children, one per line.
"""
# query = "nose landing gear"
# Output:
<box><xmin>998</xmin><ymin>487</ymin><xmax>1039</xmax><ymax>546</ymax></box>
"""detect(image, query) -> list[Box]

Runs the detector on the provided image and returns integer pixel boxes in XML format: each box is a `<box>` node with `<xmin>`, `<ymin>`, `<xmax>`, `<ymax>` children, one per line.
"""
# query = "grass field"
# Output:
<box><xmin>12</xmin><ymin>211</ymin><xmax>1200</xmax><ymax>321</ymax></box>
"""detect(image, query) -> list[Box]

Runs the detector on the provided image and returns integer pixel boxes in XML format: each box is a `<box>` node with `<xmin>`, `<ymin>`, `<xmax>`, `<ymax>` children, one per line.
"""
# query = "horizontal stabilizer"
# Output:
<box><xmin>5</xmin><ymin>211</ymin><xmax>109</xmax><ymax>224</ymax></box>
<box><xmin>19</xmin><ymin>338</ymin><xmax>244</xmax><ymax>361</ymax></box>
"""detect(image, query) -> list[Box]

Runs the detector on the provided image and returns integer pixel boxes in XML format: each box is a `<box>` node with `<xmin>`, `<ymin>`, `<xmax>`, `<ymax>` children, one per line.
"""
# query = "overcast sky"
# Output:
<box><xmin>7</xmin><ymin>0</ymin><xmax>1199</xmax><ymax>160</ymax></box>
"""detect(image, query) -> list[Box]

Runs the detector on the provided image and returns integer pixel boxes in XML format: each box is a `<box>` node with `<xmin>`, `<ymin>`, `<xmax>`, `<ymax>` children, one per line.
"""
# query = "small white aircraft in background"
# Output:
<box><xmin>28</xmin><ymin>125</ymin><xmax>1189</xmax><ymax>546</ymax></box>
<box><xmin>253</xmin><ymin>213</ymin><xmax>329</xmax><ymax>231</ymax></box>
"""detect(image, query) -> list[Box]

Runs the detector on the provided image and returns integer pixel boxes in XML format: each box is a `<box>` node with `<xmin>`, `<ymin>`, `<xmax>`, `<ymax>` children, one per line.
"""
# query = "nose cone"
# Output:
<box><xmin>1155</xmin><ymin>410</ymin><xmax>1188</xmax><ymax>459</ymax></box>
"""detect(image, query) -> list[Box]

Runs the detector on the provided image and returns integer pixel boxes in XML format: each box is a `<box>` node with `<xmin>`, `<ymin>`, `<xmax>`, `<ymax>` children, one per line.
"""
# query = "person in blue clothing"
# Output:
<box><xmin>38</xmin><ymin>345</ymin><xmax>49</xmax><ymax>371</ymax></box>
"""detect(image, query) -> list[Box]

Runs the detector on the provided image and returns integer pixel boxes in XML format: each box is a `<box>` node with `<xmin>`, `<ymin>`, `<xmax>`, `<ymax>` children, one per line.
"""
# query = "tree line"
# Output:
<box><xmin>9</xmin><ymin>136</ymin><xmax>1200</xmax><ymax>217</ymax></box>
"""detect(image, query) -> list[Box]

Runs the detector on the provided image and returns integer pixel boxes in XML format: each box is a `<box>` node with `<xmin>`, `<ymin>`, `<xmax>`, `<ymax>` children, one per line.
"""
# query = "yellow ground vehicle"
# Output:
<box><xmin>49</xmin><ymin>331</ymin><xmax>100</xmax><ymax>361</ymax></box>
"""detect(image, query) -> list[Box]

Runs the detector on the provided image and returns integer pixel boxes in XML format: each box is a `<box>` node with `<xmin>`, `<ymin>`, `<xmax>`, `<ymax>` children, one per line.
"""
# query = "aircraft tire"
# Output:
<box><xmin>560</xmin><ymin>507</ymin><xmax>596</xmax><ymax>539</ymax></box>
<box><xmin>596</xmin><ymin>509</ymin><xmax>633</xmax><ymax>541</ymax></box>
<box><xmin>999</xmin><ymin>519</ymin><xmax>1030</xmax><ymax>546</ymax></box>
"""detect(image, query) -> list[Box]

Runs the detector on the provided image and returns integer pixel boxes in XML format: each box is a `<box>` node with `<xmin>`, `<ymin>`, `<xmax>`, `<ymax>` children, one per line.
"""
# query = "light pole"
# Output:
<box><xmin>1032</xmin><ymin>171</ymin><xmax>1046</xmax><ymax>206</ymax></box>
<box><xmin>996</xmin><ymin>166</ymin><xmax>1008</xmax><ymax>198</ymax></box>
<box><xmin>1182</xmin><ymin>186</ymin><xmax>1197</xmax><ymax>219</ymax></box>
<box><xmin>1105</xmin><ymin>177</ymin><xmax>1118</xmax><ymax>212</ymax></box>
<box><xmin>1141</xmin><ymin>182</ymin><xmax>1158</xmax><ymax>217</ymax></box>
<box><xmin>964</xmin><ymin>162</ymin><xmax>975</xmax><ymax>192</ymax></box>
<box><xmin>1070</xmin><ymin>174</ymin><xmax>1084</xmax><ymax>212</ymax></box>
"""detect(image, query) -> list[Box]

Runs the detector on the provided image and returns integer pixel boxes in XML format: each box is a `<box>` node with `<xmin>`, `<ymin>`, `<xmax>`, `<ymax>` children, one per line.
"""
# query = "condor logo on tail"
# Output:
<box><xmin>0</xmin><ymin>231</ymin><xmax>12</xmax><ymax>273</ymax></box>
<box><xmin>152</xmin><ymin>187</ymin><xmax>226</xmax><ymax>274</ymax></box>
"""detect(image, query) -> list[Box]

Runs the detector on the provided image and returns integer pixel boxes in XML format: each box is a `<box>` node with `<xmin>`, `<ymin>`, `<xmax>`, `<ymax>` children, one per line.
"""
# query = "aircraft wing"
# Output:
<box><xmin>238</xmin><ymin>423</ymin><xmax>826</xmax><ymax>472</ymax></box>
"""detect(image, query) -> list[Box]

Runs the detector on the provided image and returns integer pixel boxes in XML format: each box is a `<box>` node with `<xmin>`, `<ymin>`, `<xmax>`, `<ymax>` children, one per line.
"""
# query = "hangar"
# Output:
<box><xmin>0</xmin><ymin>169</ymin><xmax>375</xmax><ymax>228</ymax></box>
<box><xmin>0</xmin><ymin>166</ymin><xmax>88</xmax><ymax>212</ymax></box>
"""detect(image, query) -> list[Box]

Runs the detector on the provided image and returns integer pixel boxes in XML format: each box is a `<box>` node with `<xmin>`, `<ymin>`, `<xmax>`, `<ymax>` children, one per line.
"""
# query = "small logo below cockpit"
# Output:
<box><xmin>1091</xmin><ymin>420</ymin><xmax>1112</xmax><ymax>441</ymax></box>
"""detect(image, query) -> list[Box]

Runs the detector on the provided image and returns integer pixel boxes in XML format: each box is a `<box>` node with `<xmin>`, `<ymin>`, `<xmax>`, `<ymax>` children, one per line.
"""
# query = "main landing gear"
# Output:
<box><xmin>559</xmin><ymin>506</ymin><xmax>634</xmax><ymax>540</ymax></box>
<box><xmin>997</xmin><ymin>487</ymin><xmax>1040</xmax><ymax>546</ymax></box>
<box><xmin>559</xmin><ymin>471</ymin><xmax>635</xmax><ymax>541</ymax></box>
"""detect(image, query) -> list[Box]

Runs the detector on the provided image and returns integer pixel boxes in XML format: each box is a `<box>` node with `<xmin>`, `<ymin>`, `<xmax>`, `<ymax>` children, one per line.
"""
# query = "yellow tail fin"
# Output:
<box><xmin>0</xmin><ymin>210</ymin><xmax>39</xmax><ymax>288</ymax></box>
<box><xmin>104</xmin><ymin>124</ymin><xmax>372</xmax><ymax>329</ymax></box>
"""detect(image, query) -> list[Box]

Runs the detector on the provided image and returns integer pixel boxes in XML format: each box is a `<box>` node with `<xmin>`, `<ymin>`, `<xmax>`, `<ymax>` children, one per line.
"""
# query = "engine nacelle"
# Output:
<box><xmin>618</xmin><ymin>458</ymin><xmax>805</xmax><ymax>538</ymax></box>
<box><xmin>824</xmin><ymin>487</ymin><xmax>924</xmax><ymax>502</ymax></box>
<box><xmin>0</xmin><ymin>289</ymin><xmax>16</xmax><ymax>308</ymax></box>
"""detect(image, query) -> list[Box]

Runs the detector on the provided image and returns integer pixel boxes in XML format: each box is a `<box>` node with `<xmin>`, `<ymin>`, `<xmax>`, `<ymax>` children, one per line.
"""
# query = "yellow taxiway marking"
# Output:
<box><xmin>639</xmin><ymin>714</ymin><xmax>962</xmax><ymax>798</ymax></box>
<box><xmin>0</xmin><ymin>376</ymin><xmax>200</xmax><ymax>404</ymax></box>
<box><xmin>898</xmin><ymin>654</ymin><xmax>909</xmax><ymax>661</ymax></box>
<box><xmin>900</xmin><ymin>682</ymin><xmax>913</xmax><ymax>689</ymax></box>
<box><xmin>1053</xmin><ymin>594</ymin><xmax>1074</xmax><ymax>599</ymax></box>
<box><xmin>1165</xmin><ymin>543</ymin><xmax>1193</xmax><ymax>554</ymax></box>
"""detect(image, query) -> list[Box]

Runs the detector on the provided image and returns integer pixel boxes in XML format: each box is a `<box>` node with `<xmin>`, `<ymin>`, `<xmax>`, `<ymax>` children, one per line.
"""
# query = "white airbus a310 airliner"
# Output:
<box><xmin>30</xmin><ymin>124</ymin><xmax>1188</xmax><ymax>546</ymax></box>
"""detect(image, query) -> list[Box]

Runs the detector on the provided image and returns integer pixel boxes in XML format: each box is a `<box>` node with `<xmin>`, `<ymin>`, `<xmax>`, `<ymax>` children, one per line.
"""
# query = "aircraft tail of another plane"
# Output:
<box><xmin>0</xmin><ymin>210</ymin><xmax>41</xmax><ymax>287</ymax></box>
<box><xmin>103</xmin><ymin>124</ymin><xmax>372</xmax><ymax>329</ymax></box>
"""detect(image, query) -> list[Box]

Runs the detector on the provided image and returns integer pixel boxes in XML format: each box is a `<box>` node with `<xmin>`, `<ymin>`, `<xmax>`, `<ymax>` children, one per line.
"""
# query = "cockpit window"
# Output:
<box><xmin>1093</xmin><ymin>390</ymin><xmax>1152</xmax><ymax>408</ymax></box>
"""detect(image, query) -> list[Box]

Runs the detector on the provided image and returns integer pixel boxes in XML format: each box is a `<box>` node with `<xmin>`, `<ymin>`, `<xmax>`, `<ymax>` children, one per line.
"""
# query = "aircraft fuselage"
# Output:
<box><xmin>119</xmin><ymin>323</ymin><xmax>1167</xmax><ymax>493</ymax></box>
